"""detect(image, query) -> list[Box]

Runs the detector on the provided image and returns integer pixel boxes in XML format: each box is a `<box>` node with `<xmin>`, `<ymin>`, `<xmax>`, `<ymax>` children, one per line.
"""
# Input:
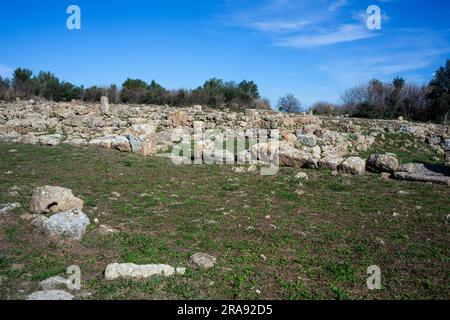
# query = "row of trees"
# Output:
<box><xmin>311</xmin><ymin>59</ymin><xmax>450</xmax><ymax>123</ymax></box>
<box><xmin>0</xmin><ymin>69</ymin><xmax>270</xmax><ymax>110</ymax></box>
<box><xmin>1</xmin><ymin>59</ymin><xmax>448</xmax><ymax>122</ymax></box>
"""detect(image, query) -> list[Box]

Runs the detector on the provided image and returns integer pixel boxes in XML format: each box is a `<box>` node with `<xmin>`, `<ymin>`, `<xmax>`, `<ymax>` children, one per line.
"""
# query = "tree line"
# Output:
<box><xmin>1</xmin><ymin>59</ymin><xmax>448</xmax><ymax>123</ymax></box>
<box><xmin>0</xmin><ymin>69</ymin><xmax>270</xmax><ymax>110</ymax></box>
<box><xmin>309</xmin><ymin>59</ymin><xmax>450</xmax><ymax>123</ymax></box>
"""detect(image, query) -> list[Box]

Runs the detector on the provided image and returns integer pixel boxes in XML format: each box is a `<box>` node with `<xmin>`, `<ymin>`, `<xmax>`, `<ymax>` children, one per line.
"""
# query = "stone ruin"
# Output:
<box><xmin>0</xmin><ymin>97</ymin><xmax>449</xmax><ymax>184</ymax></box>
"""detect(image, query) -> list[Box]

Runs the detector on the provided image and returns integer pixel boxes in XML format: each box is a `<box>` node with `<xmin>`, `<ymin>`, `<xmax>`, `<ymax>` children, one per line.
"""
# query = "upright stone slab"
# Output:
<box><xmin>100</xmin><ymin>96</ymin><xmax>109</xmax><ymax>114</ymax></box>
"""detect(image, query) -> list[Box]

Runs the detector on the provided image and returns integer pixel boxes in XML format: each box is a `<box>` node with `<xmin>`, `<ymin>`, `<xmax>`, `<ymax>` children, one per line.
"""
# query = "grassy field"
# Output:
<box><xmin>0</xmin><ymin>139</ymin><xmax>449</xmax><ymax>300</ymax></box>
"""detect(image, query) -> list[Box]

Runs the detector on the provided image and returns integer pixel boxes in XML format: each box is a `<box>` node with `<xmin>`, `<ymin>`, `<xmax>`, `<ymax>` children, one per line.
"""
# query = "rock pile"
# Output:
<box><xmin>29</xmin><ymin>186</ymin><xmax>90</xmax><ymax>241</ymax></box>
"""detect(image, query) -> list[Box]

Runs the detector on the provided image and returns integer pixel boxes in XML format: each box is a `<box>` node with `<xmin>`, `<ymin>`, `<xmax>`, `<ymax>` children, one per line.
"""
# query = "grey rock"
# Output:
<box><xmin>394</xmin><ymin>163</ymin><xmax>450</xmax><ymax>185</ymax></box>
<box><xmin>190</xmin><ymin>253</ymin><xmax>217</xmax><ymax>269</ymax></box>
<box><xmin>297</xmin><ymin>134</ymin><xmax>317</xmax><ymax>147</ymax></box>
<box><xmin>100</xmin><ymin>96</ymin><xmax>110</xmax><ymax>114</ymax></box>
<box><xmin>26</xmin><ymin>289</ymin><xmax>74</xmax><ymax>300</ymax></box>
<box><xmin>339</xmin><ymin>157</ymin><xmax>366</xmax><ymax>175</ymax></box>
<box><xmin>40</xmin><ymin>276</ymin><xmax>68</xmax><ymax>290</ymax></box>
<box><xmin>444</xmin><ymin>139</ymin><xmax>450</xmax><ymax>152</ymax></box>
<box><xmin>41</xmin><ymin>209</ymin><xmax>90</xmax><ymax>240</ymax></box>
<box><xmin>104</xmin><ymin>263</ymin><xmax>184</xmax><ymax>280</ymax></box>
<box><xmin>366</xmin><ymin>154</ymin><xmax>399</xmax><ymax>174</ymax></box>
<box><xmin>111</xmin><ymin>135</ymin><xmax>131</xmax><ymax>152</ymax></box>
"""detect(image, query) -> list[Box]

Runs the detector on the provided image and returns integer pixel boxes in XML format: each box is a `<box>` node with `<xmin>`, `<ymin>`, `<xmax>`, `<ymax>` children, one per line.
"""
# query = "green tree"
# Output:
<box><xmin>427</xmin><ymin>59</ymin><xmax>450</xmax><ymax>123</ymax></box>
<box><xmin>84</xmin><ymin>86</ymin><xmax>105</xmax><ymax>102</ymax></box>
<box><xmin>238</xmin><ymin>80</ymin><xmax>260</xmax><ymax>100</ymax></box>
<box><xmin>12</xmin><ymin>68</ymin><xmax>36</xmax><ymax>98</ymax></box>
<box><xmin>120</xmin><ymin>78</ymin><xmax>148</xmax><ymax>103</ymax></box>
<box><xmin>36</xmin><ymin>71</ymin><xmax>60</xmax><ymax>100</ymax></box>
<box><xmin>146</xmin><ymin>80</ymin><xmax>167</xmax><ymax>104</ymax></box>
<box><xmin>386</xmin><ymin>76</ymin><xmax>406</xmax><ymax>118</ymax></box>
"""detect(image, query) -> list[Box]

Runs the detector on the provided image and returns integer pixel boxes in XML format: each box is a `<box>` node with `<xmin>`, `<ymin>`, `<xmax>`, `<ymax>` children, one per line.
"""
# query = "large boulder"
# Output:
<box><xmin>41</xmin><ymin>209</ymin><xmax>90</xmax><ymax>240</ymax></box>
<box><xmin>339</xmin><ymin>157</ymin><xmax>366</xmax><ymax>175</ymax></box>
<box><xmin>30</xmin><ymin>186</ymin><xmax>84</xmax><ymax>214</ymax></box>
<box><xmin>366</xmin><ymin>154</ymin><xmax>399</xmax><ymax>174</ymax></box>
<box><xmin>277</xmin><ymin>142</ymin><xmax>311</xmax><ymax>168</ymax></box>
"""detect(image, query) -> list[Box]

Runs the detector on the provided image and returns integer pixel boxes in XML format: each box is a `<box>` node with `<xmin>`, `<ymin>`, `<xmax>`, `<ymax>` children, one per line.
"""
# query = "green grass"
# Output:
<box><xmin>358</xmin><ymin>132</ymin><xmax>442</xmax><ymax>164</ymax></box>
<box><xmin>0</xmin><ymin>141</ymin><xmax>449</xmax><ymax>300</ymax></box>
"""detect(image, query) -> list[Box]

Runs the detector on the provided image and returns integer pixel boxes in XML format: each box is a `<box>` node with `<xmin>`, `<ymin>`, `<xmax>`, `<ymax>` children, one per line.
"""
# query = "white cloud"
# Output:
<box><xmin>276</xmin><ymin>24</ymin><xmax>379</xmax><ymax>48</ymax></box>
<box><xmin>250</xmin><ymin>19</ymin><xmax>314</xmax><ymax>33</ymax></box>
<box><xmin>319</xmin><ymin>46</ymin><xmax>449</xmax><ymax>87</ymax></box>
<box><xmin>328</xmin><ymin>0</ymin><xmax>347</xmax><ymax>12</ymax></box>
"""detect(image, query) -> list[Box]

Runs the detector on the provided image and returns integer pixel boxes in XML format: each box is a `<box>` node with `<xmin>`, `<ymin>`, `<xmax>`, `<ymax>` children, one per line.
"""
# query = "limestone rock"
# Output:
<box><xmin>38</xmin><ymin>134</ymin><xmax>62</xmax><ymax>146</ymax></box>
<box><xmin>39</xmin><ymin>276</ymin><xmax>68</xmax><ymax>290</ymax></box>
<box><xmin>26</xmin><ymin>290</ymin><xmax>74</xmax><ymax>300</ymax></box>
<box><xmin>41</xmin><ymin>209</ymin><xmax>90</xmax><ymax>240</ymax></box>
<box><xmin>295</xmin><ymin>172</ymin><xmax>308</xmax><ymax>180</ymax></box>
<box><xmin>393</xmin><ymin>163</ymin><xmax>450</xmax><ymax>185</ymax></box>
<box><xmin>366</xmin><ymin>154</ymin><xmax>399</xmax><ymax>174</ymax></box>
<box><xmin>339</xmin><ymin>157</ymin><xmax>366</xmax><ymax>175</ymax></box>
<box><xmin>100</xmin><ymin>96</ymin><xmax>110</xmax><ymax>114</ymax></box>
<box><xmin>30</xmin><ymin>186</ymin><xmax>84</xmax><ymax>214</ymax></box>
<box><xmin>189</xmin><ymin>253</ymin><xmax>217</xmax><ymax>269</ymax></box>
<box><xmin>111</xmin><ymin>135</ymin><xmax>131</xmax><ymax>152</ymax></box>
<box><xmin>277</xmin><ymin>142</ymin><xmax>311</xmax><ymax>168</ymax></box>
<box><xmin>297</xmin><ymin>134</ymin><xmax>317</xmax><ymax>147</ymax></box>
<box><xmin>104</xmin><ymin>263</ymin><xmax>184</xmax><ymax>280</ymax></box>
<box><xmin>319</xmin><ymin>156</ymin><xmax>344</xmax><ymax>171</ymax></box>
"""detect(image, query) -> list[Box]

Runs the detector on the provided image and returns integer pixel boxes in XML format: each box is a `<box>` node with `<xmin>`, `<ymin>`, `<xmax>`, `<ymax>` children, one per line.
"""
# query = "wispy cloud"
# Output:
<box><xmin>276</xmin><ymin>24</ymin><xmax>378</xmax><ymax>48</ymax></box>
<box><xmin>328</xmin><ymin>0</ymin><xmax>347</xmax><ymax>12</ymax></box>
<box><xmin>319</xmin><ymin>37</ymin><xmax>449</xmax><ymax>87</ymax></box>
<box><xmin>221</xmin><ymin>0</ymin><xmax>379</xmax><ymax>48</ymax></box>
<box><xmin>250</xmin><ymin>19</ymin><xmax>315</xmax><ymax>33</ymax></box>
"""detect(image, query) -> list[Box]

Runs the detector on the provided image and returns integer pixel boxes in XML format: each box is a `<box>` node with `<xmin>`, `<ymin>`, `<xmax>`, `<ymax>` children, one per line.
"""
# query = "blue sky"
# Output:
<box><xmin>0</xmin><ymin>0</ymin><xmax>449</xmax><ymax>108</ymax></box>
